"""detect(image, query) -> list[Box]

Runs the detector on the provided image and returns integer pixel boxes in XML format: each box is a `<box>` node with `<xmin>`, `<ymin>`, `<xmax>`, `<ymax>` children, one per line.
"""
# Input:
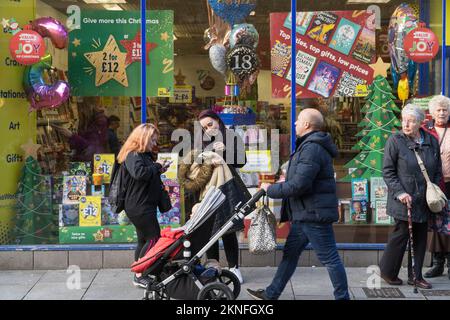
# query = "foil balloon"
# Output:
<box><xmin>23</xmin><ymin>54</ymin><xmax>70</xmax><ymax>111</ymax></box>
<box><xmin>209</xmin><ymin>44</ymin><xmax>228</xmax><ymax>75</ymax></box>
<box><xmin>204</xmin><ymin>27</ymin><xmax>218</xmax><ymax>50</ymax></box>
<box><xmin>208</xmin><ymin>0</ymin><xmax>256</xmax><ymax>27</ymax></box>
<box><xmin>31</xmin><ymin>17</ymin><xmax>68</xmax><ymax>49</ymax></box>
<box><xmin>229</xmin><ymin>23</ymin><xmax>259</xmax><ymax>49</ymax></box>
<box><xmin>397</xmin><ymin>74</ymin><xmax>409</xmax><ymax>103</ymax></box>
<box><xmin>388</xmin><ymin>3</ymin><xmax>418</xmax><ymax>91</ymax></box>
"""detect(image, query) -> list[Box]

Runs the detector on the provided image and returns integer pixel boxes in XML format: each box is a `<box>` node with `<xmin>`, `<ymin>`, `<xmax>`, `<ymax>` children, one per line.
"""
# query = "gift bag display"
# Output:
<box><xmin>248</xmin><ymin>196</ymin><xmax>277</xmax><ymax>255</ymax></box>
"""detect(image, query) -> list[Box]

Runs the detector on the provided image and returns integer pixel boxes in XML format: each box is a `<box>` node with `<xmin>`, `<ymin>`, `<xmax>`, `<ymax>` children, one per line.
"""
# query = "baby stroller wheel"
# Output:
<box><xmin>197</xmin><ymin>282</ymin><xmax>234</xmax><ymax>300</ymax></box>
<box><xmin>219</xmin><ymin>269</ymin><xmax>241</xmax><ymax>298</ymax></box>
<box><xmin>151</xmin><ymin>288</ymin><xmax>169</xmax><ymax>300</ymax></box>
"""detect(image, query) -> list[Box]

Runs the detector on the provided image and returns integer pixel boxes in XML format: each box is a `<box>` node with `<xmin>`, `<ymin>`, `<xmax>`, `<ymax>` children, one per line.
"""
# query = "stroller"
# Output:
<box><xmin>131</xmin><ymin>186</ymin><xmax>266</xmax><ymax>300</ymax></box>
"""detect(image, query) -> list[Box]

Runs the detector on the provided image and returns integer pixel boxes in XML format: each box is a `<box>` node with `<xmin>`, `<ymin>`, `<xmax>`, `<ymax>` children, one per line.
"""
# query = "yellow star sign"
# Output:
<box><xmin>160</xmin><ymin>32</ymin><xmax>169</xmax><ymax>42</ymax></box>
<box><xmin>93</xmin><ymin>230</ymin><xmax>104</xmax><ymax>242</ymax></box>
<box><xmin>72</xmin><ymin>38</ymin><xmax>81</xmax><ymax>47</ymax></box>
<box><xmin>84</xmin><ymin>35</ymin><xmax>129</xmax><ymax>87</ymax></box>
<box><xmin>20</xmin><ymin>139</ymin><xmax>41</xmax><ymax>159</ymax></box>
<box><xmin>370</xmin><ymin>57</ymin><xmax>391</xmax><ymax>78</ymax></box>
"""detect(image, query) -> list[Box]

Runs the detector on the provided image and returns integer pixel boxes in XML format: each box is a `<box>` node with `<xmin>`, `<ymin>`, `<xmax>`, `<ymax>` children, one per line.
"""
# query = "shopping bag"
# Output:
<box><xmin>248</xmin><ymin>196</ymin><xmax>277</xmax><ymax>255</ymax></box>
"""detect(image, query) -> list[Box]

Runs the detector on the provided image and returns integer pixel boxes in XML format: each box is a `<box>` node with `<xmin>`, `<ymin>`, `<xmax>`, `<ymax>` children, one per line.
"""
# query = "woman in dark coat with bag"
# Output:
<box><xmin>179</xmin><ymin>110</ymin><xmax>250</xmax><ymax>284</ymax></box>
<box><xmin>116</xmin><ymin>123</ymin><xmax>170</xmax><ymax>289</ymax></box>
<box><xmin>379</xmin><ymin>104</ymin><xmax>442</xmax><ymax>290</ymax></box>
<box><xmin>422</xmin><ymin>95</ymin><xmax>450</xmax><ymax>279</ymax></box>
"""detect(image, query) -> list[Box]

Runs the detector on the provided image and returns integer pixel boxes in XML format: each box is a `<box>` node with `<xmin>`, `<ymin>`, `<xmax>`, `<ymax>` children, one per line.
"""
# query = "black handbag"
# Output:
<box><xmin>108</xmin><ymin>163</ymin><xmax>126</xmax><ymax>214</ymax></box>
<box><xmin>158</xmin><ymin>184</ymin><xmax>172</xmax><ymax>213</ymax></box>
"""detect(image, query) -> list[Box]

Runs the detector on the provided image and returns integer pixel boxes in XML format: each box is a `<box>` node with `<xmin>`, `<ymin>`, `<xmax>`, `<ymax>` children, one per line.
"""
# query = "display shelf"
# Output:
<box><xmin>37</xmin><ymin>119</ymin><xmax>70</xmax><ymax>126</ymax></box>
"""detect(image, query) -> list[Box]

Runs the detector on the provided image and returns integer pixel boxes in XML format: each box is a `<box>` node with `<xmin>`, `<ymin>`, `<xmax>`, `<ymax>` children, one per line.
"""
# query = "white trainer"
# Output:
<box><xmin>229</xmin><ymin>267</ymin><xmax>244</xmax><ymax>284</ymax></box>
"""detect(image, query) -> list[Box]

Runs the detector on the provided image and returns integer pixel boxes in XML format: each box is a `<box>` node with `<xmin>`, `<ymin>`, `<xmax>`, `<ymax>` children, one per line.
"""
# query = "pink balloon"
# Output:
<box><xmin>28</xmin><ymin>81</ymin><xmax>70</xmax><ymax>111</ymax></box>
<box><xmin>31</xmin><ymin>17</ymin><xmax>68</xmax><ymax>49</ymax></box>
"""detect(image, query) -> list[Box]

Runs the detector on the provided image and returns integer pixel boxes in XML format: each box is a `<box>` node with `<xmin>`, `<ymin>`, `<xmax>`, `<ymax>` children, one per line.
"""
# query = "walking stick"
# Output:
<box><xmin>407</xmin><ymin>204</ymin><xmax>418</xmax><ymax>294</ymax></box>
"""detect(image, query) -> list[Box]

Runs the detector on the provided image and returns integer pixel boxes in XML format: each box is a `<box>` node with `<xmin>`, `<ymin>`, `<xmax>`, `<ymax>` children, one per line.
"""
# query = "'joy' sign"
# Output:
<box><xmin>404</xmin><ymin>27</ymin><xmax>439</xmax><ymax>63</ymax></box>
<box><xmin>9</xmin><ymin>30</ymin><xmax>46</xmax><ymax>65</ymax></box>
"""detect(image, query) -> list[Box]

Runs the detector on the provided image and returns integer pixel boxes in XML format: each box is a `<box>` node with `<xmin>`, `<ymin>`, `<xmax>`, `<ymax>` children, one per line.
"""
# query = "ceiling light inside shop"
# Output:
<box><xmin>103</xmin><ymin>4</ymin><xmax>123</xmax><ymax>10</ymax></box>
<box><xmin>250</xmin><ymin>11</ymin><xmax>256</xmax><ymax>16</ymax></box>
<box><xmin>346</xmin><ymin>0</ymin><xmax>390</xmax><ymax>3</ymax></box>
<box><xmin>83</xmin><ymin>0</ymin><xmax>127</xmax><ymax>4</ymax></box>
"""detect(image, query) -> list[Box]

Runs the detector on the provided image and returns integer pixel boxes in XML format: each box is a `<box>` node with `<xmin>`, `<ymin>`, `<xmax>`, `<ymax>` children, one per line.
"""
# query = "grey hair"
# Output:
<box><xmin>428</xmin><ymin>95</ymin><xmax>450</xmax><ymax>115</ymax></box>
<box><xmin>402</xmin><ymin>104</ymin><xmax>425</xmax><ymax>123</ymax></box>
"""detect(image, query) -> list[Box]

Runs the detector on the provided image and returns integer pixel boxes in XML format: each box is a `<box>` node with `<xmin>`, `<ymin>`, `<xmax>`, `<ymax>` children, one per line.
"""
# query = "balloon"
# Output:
<box><xmin>204</xmin><ymin>27</ymin><xmax>219</xmax><ymax>50</ymax></box>
<box><xmin>209</xmin><ymin>44</ymin><xmax>227</xmax><ymax>75</ymax></box>
<box><xmin>226</xmin><ymin>45</ymin><xmax>259</xmax><ymax>80</ymax></box>
<box><xmin>388</xmin><ymin>3</ymin><xmax>418</xmax><ymax>90</ymax></box>
<box><xmin>23</xmin><ymin>54</ymin><xmax>70</xmax><ymax>111</ymax></box>
<box><xmin>397</xmin><ymin>75</ymin><xmax>409</xmax><ymax>102</ymax></box>
<box><xmin>229</xmin><ymin>23</ymin><xmax>259</xmax><ymax>49</ymax></box>
<box><xmin>31</xmin><ymin>17</ymin><xmax>68</xmax><ymax>49</ymax></box>
<box><xmin>208</xmin><ymin>0</ymin><xmax>256</xmax><ymax>27</ymax></box>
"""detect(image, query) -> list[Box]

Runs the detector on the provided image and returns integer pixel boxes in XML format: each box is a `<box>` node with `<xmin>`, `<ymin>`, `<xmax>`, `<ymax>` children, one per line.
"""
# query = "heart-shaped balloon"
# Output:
<box><xmin>208</xmin><ymin>0</ymin><xmax>256</xmax><ymax>27</ymax></box>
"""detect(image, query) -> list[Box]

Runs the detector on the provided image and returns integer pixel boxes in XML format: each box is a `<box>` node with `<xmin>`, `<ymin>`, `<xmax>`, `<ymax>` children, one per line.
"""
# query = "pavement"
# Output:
<box><xmin>1</xmin><ymin>267</ymin><xmax>450</xmax><ymax>300</ymax></box>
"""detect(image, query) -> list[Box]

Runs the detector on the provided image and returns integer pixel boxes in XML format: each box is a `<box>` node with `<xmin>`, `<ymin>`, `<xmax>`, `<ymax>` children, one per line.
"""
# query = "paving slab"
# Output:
<box><xmin>1</xmin><ymin>267</ymin><xmax>448</xmax><ymax>300</ymax></box>
<box><xmin>0</xmin><ymin>285</ymin><xmax>37</xmax><ymax>300</ymax></box>
<box><xmin>24</xmin><ymin>283</ymin><xmax>88</xmax><ymax>300</ymax></box>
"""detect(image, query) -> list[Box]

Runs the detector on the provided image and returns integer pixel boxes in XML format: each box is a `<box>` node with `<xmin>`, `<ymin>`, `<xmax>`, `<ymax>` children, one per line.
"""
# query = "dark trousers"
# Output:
<box><xmin>128</xmin><ymin>213</ymin><xmax>160</xmax><ymax>262</ymax></box>
<box><xmin>266</xmin><ymin>221</ymin><xmax>349</xmax><ymax>300</ymax></box>
<box><xmin>380</xmin><ymin>219</ymin><xmax>428</xmax><ymax>280</ymax></box>
<box><xmin>206</xmin><ymin>232</ymin><xmax>239</xmax><ymax>268</ymax></box>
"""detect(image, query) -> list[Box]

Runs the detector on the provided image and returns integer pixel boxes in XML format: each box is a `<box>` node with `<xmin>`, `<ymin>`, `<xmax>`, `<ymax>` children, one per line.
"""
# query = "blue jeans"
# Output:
<box><xmin>265</xmin><ymin>221</ymin><xmax>350</xmax><ymax>300</ymax></box>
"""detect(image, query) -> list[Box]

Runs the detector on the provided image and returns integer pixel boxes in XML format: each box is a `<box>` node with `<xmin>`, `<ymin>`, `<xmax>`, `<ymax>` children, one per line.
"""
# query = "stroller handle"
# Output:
<box><xmin>245</xmin><ymin>189</ymin><xmax>266</xmax><ymax>209</ymax></box>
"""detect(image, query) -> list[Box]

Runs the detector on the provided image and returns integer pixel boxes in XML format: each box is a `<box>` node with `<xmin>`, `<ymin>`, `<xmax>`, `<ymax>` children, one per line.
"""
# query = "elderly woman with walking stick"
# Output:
<box><xmin>379</xmin><ymin>104</ymin><xmax>442</xmax><ymax>290</ymax></box>
<box><xmin>422</xmin><ymin>95</ymin><xmax>450</xmax><ymax>280</ymax></box>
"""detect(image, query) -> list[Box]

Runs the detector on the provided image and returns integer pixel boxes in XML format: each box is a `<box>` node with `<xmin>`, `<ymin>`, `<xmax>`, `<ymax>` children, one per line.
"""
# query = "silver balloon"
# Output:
<box><xmin>209</xmin><ymin>44</ymin><xmax>227</xmax><ymax>75</ymax></box>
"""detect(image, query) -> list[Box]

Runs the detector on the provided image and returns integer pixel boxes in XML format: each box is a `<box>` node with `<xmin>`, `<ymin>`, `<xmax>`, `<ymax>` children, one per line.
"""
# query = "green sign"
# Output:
<box><xmin>69</xmin><ymin>11</ymin><xmax>174</xmax><ymax>97</ymax></box>
<box><xmin>411</xmin><ymin>96</ymin><xmax>435</xmax><ymax>110</ymax></box>
<box><xmin>59</xmin><ymin>225</ymin><xmax>137</xmax><ymax>244</ymax></box>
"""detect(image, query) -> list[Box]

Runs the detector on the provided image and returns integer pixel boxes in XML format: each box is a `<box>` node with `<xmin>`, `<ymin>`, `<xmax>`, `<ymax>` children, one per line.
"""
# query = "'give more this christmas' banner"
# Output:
<box><xmin>69</xmin><ymin>10</ymin><xmax>174</xmax><ymax>97</ymax></box>
<box><xmin>0</xmin><ymin>0</ymin><xmax>37</xmax><ymax>244</ymax></box>
<box><xmin>270</xmin><ymin>11</ymin><xmax>375</xmax><ymax>99</ymax></box>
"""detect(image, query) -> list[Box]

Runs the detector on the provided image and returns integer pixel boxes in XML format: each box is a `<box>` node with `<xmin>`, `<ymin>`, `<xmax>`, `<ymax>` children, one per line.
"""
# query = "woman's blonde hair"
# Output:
<box><xmin>117</xmin><ymin>123</ymin><xmax>159</xmax><ymax>163</ymax></box>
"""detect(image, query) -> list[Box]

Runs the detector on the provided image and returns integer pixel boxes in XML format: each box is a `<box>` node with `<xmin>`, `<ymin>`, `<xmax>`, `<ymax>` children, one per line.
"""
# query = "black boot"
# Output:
<box><xmin>424</xmin><ymin>253</ymin><xmax>445</xmax><ymax>278</ymax></box>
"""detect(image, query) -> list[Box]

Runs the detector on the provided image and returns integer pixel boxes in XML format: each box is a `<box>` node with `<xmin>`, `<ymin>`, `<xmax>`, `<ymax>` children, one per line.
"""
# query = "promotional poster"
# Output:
<box><xmin>270</xmin><ymin>11</ymin><xmax>374</xmax><ymax>99</ymax></box>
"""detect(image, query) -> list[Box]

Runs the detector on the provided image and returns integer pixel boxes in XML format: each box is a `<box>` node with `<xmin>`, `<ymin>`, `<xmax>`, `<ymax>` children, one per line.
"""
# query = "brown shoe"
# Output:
<box><xmin>380</xmin><ymin>274</ymin><xmax>403</xmax><ymax>285</ymax></box>
<box><xmin>408</xmin><ymin>278</ymin><xmax>432</xmax><ymax>289</ymax></box>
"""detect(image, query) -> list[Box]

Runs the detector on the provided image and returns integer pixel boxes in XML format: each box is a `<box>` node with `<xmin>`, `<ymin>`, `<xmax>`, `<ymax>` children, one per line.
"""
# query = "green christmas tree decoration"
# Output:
<box><xmin>12</xmin><ymin>156</ymin><xmax>58</xmax><ymax>244</ymax></box>
<box><xmin>340</xmin><ymin>75</ymin><xmax>401</xmax><ymax>182</ymax></box>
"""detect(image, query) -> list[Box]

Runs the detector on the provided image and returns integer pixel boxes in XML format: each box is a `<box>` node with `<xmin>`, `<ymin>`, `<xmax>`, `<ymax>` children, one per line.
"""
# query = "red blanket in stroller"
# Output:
<box><xmin>131</xmin><ymin>228</ymin><xmax>184</xmax><ymax>273</ymax></box>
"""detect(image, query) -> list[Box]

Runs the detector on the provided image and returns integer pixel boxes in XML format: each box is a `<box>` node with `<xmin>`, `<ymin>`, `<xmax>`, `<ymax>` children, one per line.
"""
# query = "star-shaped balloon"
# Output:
<box><xmin>84</xmin><ymin>35</ymin><xmax>130</xmax><ymax>87</ymax></box>
<box><xmin>120</xmin><ymin>31</ymin><xmax>157</xmax><ymax>66</ymax></box>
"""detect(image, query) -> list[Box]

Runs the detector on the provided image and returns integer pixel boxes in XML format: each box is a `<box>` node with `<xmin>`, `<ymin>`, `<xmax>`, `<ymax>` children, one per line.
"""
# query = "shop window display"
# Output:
<box><xmin>2</xmin><ymin>0</ymin><xmax>446</xmax><ymax>247</ymax></box>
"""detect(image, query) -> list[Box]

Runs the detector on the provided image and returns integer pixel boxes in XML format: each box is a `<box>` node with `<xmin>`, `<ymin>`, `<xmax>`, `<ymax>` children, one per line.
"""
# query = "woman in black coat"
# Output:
<box><xmin>379</xmin><ymin>104</ymin><xmax>442</xmax><ymax>290</ymax></box>
<box><xmin>179</xmin><ymin>109</ymin><xmax>249</xmax><ymax>284</ymax></box>
<box><xmin>117</xmin><ymin>123</ymin><xmax>170</xmax><ymax>289</ymax></box>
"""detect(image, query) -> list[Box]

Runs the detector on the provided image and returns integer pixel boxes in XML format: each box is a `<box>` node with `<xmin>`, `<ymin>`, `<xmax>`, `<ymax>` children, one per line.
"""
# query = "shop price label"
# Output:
<box><xmin>169</xmin><ymin>85</ymin><xmax>192</xmax><ymax>103</ymax></box>
<box><xmin>101</xmin><ymin>52</ymin><xmax>120</xmax><ymax>73</ymax></box>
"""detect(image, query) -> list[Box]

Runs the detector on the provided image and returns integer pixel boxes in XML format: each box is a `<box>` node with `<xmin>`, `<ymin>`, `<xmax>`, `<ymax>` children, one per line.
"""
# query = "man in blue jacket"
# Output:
<box><xmin>247</xmin><ymin>108</ymin><xmax>349</xmax><ymax>300</ymax></box>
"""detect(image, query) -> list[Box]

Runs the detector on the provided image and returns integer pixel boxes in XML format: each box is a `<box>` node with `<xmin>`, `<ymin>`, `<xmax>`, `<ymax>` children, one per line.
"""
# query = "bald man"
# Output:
<box><xmin>247</xmin><ymin>108</ymin><xmax>349</xmax><ymax>300</ymax></box>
